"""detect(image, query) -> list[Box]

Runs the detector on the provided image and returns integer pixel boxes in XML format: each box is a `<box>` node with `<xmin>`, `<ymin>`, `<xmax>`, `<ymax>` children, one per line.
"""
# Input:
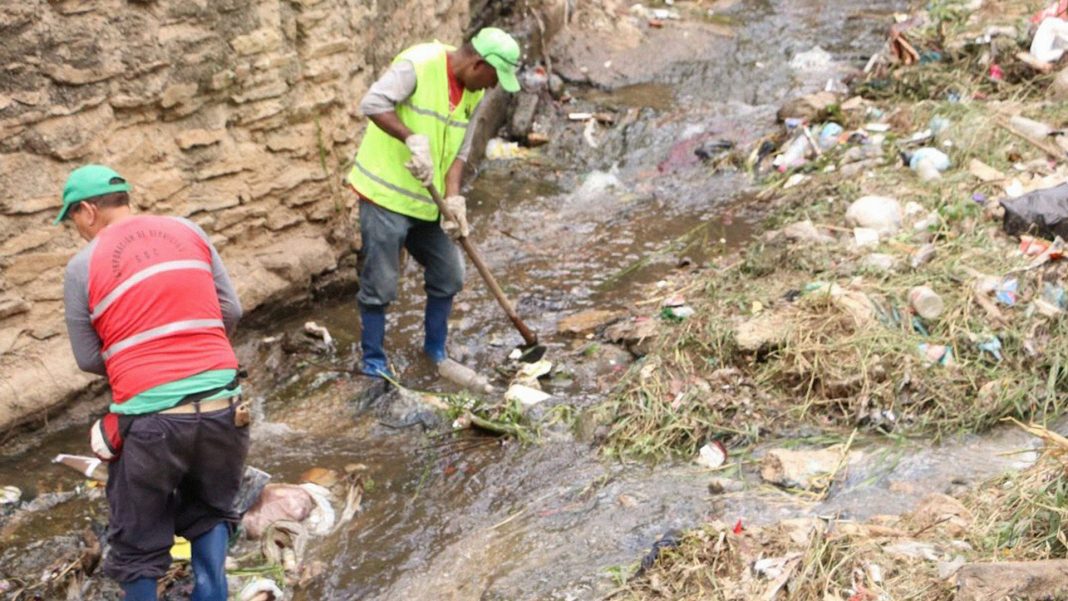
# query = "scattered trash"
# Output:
<box><xmin>575</xmin><ymin>168</ymin><xmax>622</xmax><ymax>198</ymax></box>
<box><xmin>52</xmin><ymin>453</ymin><xmax>106</xmax><ymax>481</ymax></box>
<box><xmin>818</xmin><ymin>122</ymin><xmax>844</xmax><ymax>150</ymax></box>
<box><xmin>918</xmin><ymin>343</ymin><xmax>955</xmax><ymax>366</ymax></box>
<box><xmin>239</xmin><ymin>578</ymin><xmax>284</xmax><ymax>601</ymax></box>
<box><xmin>909</xmin><ymin>286</ymin><xmax>945</xmax><ymax>320</ymax></box>
<box><xmin>1021</xmin><ymin>235</ymin><xmax>1062</xmax><ymax>258</ymax></box>
<box><xmin>517</xmin><ymin>359</ymin><xmax>553</xmax><ymax>382</ymax></box>
<box><xmin>1042</xmin><ymin>281</ymin><xmax>1067</xmax><ymax>309</ymax></box>
<box><xmin>865</xmin><ymin>122</ymin><xmax>891</xmax><ymax>133</ymax></box>
<box><xmin>853</xmin><ymin>227</ymin><xmax>881</xmax><ymax>248</ymax></box>
<box><xmin>170</xmin><ymin>536</ymin><xmax>191</xmax><ymax>561</ymax></box>
<box><xmin>908</xmin><ymin>147</ymin><xmax>951</xmax><ymax>181</ymax></box>
<box><xmin>299</xmin><ymin>482</ymin><xmax>335</xmax><ymax>536</ymax></box>
<box><xmin>863</xmin><ymin>253</ymin><xmax>897</xmax><ymax>272</ymax></box>
<box><xmin>911</xmin><ymin>243</ymin><xmax>937</xmax><ymax>268</ymax></box>
<box><xmin>695</xmin><ymin>441</ymin><xmax>727</xmax><ymax>469</ymax></box>
<box><xmin>782</xmin><ymin>173</ymin><xmax>808</xmax><ymax>189</ymax></box>
<box><xmin>846</xmin><ymin>196</ymin><xmax>903</xmax><ymax>235</ymax></box>
<box><xmin>995</xmin><ymin>277</ymin><xmax>1019</xmax><ymax>306</ymax></box>
<box><xmin>485</xmin><ymin>138</ymin><xmax>526</xmax><ymax>160</ymax></box>
<box><xmin>0</xmin><ymin>485</ymin><xmax>20</xmax><ymax>506</ymax></box>
<box><xmin>1001</xmin><ymin>183</ymin><xmax>1068</xmax><ymax>240</ymax></box>
<box><xmin>989</xmin><ymin>63</ymin><xmax>1004</xmax><ymax>81</ymax></box>
<box><xmin>1030</xmin><ymin>18</ymin><xmax>1068</xmax><ymax>63</ymax></box>
<box><xmin>636</xmin><ymin>530</ymin><xmax>682</xmax><ymax>576</ymax></box>
<box><xmin>302</xmin><ymin>321</ymin><xmax>333</xmax><ymax>348</ymax></box>
<box><xmin>583</xmin><ymin>118</ymin><xmax>600</xmax><ymax>149</ymax></box>
<box><xmin>977</xmin><ymin>336</ymin><xmax>1003</xmax><ymax>362</ymax></box>
<box><xmin>243</xmin><ymin>484</ymin><xmax>316</xmax><ymax>539</ymax></box>
<box><xmin>773</xmin><ymin>136</ymin><xmax>810</xmax><ymax>172</ymax></box>
<box><xmin>969</xmin><ymin>158</ymin><xmax>1005</xmax><ymax>182</ymax></box>
<box><xmin>661</xmin><ymin>305</ymin><xmax>695</xmax><ymax>320</ymax></box>
<box><xmin>438</xmin><ymin>358</ymin><xmax>494</xmax><ymax>394</ymax></box>
<box><xmin>505</xmin><ymin>384</ymin><xmax>552</xmax><ymax>407</ymax></box>
<box><xmin>694</xmin><ymin>139</ymin><xmax>734</xmax><ymax>160</ymax></box>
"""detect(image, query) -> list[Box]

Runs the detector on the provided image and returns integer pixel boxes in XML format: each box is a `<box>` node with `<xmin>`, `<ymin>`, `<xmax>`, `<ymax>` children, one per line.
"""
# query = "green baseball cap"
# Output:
<box><xmin>55</xmin><ymin>164</ymin><xmax>131</xmax><ymax>224</ymax></box>
<box><xmin>471</xmin><ymin>27</ymin><xmax>521</xmax><ymax>93</ymax></box>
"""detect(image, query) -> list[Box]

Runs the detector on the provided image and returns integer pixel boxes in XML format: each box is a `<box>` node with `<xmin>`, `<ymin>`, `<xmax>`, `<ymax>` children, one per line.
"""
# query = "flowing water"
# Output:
<box><xmin>6</xmin><ymin>1</ymin><xmax>1057</xmax><ymax>599</ymax></box>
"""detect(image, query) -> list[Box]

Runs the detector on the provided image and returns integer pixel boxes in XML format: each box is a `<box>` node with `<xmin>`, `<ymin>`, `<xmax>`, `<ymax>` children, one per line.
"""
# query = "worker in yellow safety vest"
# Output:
<box><xmin>346</xmin><ymin>27</ymin><xmax>521</xmax><ymax>382</ymax></box>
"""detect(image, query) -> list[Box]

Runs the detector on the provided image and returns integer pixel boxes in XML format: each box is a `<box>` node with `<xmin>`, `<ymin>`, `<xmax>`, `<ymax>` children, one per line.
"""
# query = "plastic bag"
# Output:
<box><xmin>1000</xmin><ymin>183</ymin><xmax>1068</xmax><ymax>239</ymax></box>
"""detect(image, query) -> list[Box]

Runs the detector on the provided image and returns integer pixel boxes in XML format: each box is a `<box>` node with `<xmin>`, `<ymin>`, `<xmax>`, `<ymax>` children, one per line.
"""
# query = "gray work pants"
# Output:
<box><xmin>356</xmin><ymin>199</ymin><xmax>465</xmax><ymax>308</ymax></box>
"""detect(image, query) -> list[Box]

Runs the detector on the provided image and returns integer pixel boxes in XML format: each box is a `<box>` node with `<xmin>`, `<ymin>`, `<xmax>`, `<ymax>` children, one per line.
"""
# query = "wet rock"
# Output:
<box><xmin>604</xmin><ymin>317</ymin><xmax>660</xmax><ymax>357</ymax></box>
<box><xmin>777</xmin><ymin>91</ymin><xmax>839</xmax><ymax>123</ymax></box>
<box><xmin>510</xmin><ymin>92</ymin><xmax>540</xmax><ymax>139</ymax></box>
<box><xmin>733</xmin><ymin>312</ymin><xmax>790</xmax><ymax>352</ymax></box>
<box><xmin>767</xmin><ymin>220</ymin><xmax>835</xmax><ymax>244</ymax></box>
<box><xmin>908</xmin><ymin>493</ymin><xmax>973</xmax><ymax>537</ymax></box>
<box><xmin>556</xmin><ymin>309</ymin><xmax>627</xmax><ymax>335</ymax></box>
<box><xmin>760</xmin><ymin>445</ymin><xmax>843</xmax><ymax>490</ymax></box>
<box><xmin>956</xmin><ymin>560</ymin><xmax>1068</xmax><ymax>601</ymax></box>
<box><xmin>846</xmin><ymin>196</ymin><xmax>903</xmax><ymax>235</ymax></box>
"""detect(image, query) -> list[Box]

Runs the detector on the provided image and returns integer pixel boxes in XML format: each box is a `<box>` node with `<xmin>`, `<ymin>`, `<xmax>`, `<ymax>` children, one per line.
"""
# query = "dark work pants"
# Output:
<box><xmin>356</xmin><ymin>199</ymin><xmax>465</xmax><ymax>308</ymax></box>
<box><xmin>103</xmin><ymin>403</ymin><xmax>250</xmax><ymax>583</ymax></box>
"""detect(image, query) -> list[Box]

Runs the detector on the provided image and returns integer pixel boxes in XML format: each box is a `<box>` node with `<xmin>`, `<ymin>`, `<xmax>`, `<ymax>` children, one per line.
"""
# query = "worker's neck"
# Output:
<box><xmin>447</xmin><ymin>49</ymin><xmax>472</xmax><ymax>88</ymax></box>
<box><xmin>98</xmin><ymin>206</ymin><xmax>133</xmax><ymax>230</ymax></box>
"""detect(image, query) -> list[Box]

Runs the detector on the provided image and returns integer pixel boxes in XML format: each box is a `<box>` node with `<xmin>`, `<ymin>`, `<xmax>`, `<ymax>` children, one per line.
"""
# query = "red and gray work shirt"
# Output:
<box><xmin>63</xmin><ymin>216</ymin><xmax>241</xmax><ymax>406</ymax></box>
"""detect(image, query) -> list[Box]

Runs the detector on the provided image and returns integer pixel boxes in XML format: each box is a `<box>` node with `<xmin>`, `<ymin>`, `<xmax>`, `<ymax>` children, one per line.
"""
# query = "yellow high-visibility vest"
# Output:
<box><xmin>347</xmin><ymin>42</ymin><xmax>484</xmax><ymax>221</ymax></box>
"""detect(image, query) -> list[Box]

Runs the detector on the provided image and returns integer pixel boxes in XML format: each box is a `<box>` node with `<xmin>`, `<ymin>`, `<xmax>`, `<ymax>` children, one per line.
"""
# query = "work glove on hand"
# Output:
<box><xmin>404</xmin><ymin>134</ymin><xmax>434</xmax><ymax>186</ymax></box>
<box><xmin>441</xmin><ymin>195</ymin><xmax>470</xmax><ymax>239</ymax></box>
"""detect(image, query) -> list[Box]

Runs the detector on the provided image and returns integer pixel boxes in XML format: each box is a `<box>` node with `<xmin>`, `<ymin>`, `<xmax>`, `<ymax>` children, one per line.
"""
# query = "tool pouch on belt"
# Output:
<box><xmin>89</xmin><ymin>412</ymin><xmax>135</xmax><ymax>462</ymax></box>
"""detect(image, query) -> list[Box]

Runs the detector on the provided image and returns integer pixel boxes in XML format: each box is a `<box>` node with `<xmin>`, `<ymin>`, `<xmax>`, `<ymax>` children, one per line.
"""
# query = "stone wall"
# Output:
<box><xmin>0</xmin><ymin>0</ymin><xmax>479</xmax><ymax>431</ymax></box>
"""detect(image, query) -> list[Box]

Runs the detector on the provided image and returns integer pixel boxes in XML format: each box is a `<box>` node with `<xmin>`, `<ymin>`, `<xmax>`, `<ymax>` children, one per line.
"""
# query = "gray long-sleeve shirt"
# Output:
<box><xmin>63</xmin><ymin>216</ymin><xmax>242</xmax><ymax>376</ymax></box>
<box><xmin>359</xmin><ymin>60</ymin><xmax>477</xmax><ymax>162</ymax></box>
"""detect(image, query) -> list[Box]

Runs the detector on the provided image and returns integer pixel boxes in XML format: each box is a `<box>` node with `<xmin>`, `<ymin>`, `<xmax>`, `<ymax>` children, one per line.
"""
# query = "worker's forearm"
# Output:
<box><xmin>369</xmin><ymin>112</ymin><xmax>414</xmax><ymax>143</ymax></box>
<box><xmin>445</xmin><ymin>159</ymin><xmax>465</xmax><ymax>197</ymax></box>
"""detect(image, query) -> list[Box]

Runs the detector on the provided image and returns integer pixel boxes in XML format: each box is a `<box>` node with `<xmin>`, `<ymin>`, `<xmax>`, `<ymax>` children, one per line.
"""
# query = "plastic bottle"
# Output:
<box><xmin>773</xmin><ymin>136</ymin><xmax>809</xmax><ymax>172</ymax></box>
<box><xmin>909</xmin><ymin>286</ymin><xmax>944</xmax><ymax>320</ymax></box>
<box><xmin>1009</xmin><ymin>115</ymin><xmax>1054</xmax><ymax>139</ymax></box>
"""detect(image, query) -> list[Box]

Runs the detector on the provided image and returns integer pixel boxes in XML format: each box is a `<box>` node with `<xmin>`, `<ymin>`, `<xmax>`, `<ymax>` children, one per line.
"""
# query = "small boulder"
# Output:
<box><xmin>557</xmin><ymin>309</ymin><xmax>626</xmax><ymax>335</ymax></box>
<box><xmin>733</xmin><ymin>313</ymin><xmax>790</xmax><ymax>352</ymax></box>
<box><xmin>760</xmin><ymin>445</ymin><xmax>843</xmax><ymax>490</ymax></box>
<box><xmin>777</xmin><ymin>91</ymin><xmax>839</xmax><ymax>122</ymax></box>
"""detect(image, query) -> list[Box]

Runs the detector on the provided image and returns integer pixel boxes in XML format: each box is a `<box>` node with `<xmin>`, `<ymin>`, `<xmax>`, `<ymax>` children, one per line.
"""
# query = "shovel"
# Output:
<box><xmin>427</xmin><ymin>184</ymin><xmax>546</xmax><ymax>363</ymax></box>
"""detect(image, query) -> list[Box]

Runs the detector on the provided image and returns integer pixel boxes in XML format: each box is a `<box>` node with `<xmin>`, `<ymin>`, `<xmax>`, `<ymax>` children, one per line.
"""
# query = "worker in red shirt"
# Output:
<box><xmin>58</xmin><ymin>164</ymin><xmax>248</xmax><ymax>601</ymax></box>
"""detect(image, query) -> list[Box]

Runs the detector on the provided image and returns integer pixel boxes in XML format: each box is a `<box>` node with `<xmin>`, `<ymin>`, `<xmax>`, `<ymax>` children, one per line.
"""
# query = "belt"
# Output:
<box><xmin>159</xmin><ymin>397</ymin><xmax>234</xmax><ymax>415</ymax></box>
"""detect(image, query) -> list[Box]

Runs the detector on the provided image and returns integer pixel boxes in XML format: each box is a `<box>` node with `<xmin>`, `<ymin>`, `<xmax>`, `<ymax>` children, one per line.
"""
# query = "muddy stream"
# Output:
<box><xmin>1</xmin><ymin>2</ymin><xmax>1053</xmax><ymax>599</ymax></box>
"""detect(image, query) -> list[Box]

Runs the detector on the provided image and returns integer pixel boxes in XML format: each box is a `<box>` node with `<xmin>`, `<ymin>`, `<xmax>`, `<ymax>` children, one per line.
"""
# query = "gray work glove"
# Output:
<box><xmin>404</xmin><ymin>134</ymin><xmax>434</xmax><ymax>186</ymax></box>
<box><xmin>441</xmin><ymin>194</ymin><xmax>470</xmax><ymax>239</ymax></box>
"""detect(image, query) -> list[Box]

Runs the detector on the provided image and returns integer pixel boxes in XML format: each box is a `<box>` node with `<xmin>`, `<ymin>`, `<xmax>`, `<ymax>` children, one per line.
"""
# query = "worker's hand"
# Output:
<box><xmin>404</xmin><ymin>134</ymin><xmax>434</xmax><ymax>186</ymax></box>
<box><xmin>441</xmin><ymin>195</ymin><xmax>470</xmax><ymax>239</ymax></box>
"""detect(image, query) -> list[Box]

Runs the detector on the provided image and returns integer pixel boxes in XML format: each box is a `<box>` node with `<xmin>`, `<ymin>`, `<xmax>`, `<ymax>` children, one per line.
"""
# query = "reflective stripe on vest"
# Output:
<box><xmin>347</xmin><ymin>42</ymin><xmax>484</xmax><ymax>222</ymax></box>
<box><xmin>100</xmin><ymin>318</ymin><xmax>225</xmax><ymax>361</ymax></box>
<box><xmin>90</xmin><ymin>259</ymin><xmax>212</xmax><ymax>322</ymax></box>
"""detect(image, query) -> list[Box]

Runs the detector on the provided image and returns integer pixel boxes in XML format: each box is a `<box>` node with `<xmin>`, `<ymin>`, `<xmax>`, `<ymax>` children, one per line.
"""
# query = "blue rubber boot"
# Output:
<box><xmin>120</xmin><ymin>577</ymin><xmax>157</xmax><ymax>601</ymax></box>
<box><xmin>190</xmin><ymin>522</ymin><xmax>229</xmax><ymax>601</ymax></box>
<box><xmin>360</xmin><ymin>304</ymin><xmax>392</xmax><ymax>378</ymax></box>
<box><xmin>424</xmin><ymin>295</ymin><xmax>453</xmax><ymax>364</ymax></box>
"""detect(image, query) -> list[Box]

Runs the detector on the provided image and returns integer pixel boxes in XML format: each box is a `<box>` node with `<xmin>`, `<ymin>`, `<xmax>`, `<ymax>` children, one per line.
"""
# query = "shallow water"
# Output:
<box><xmin>15</xmin><ymin>1</ymin><xmax>1049</xmax><ymax>599</ymax></box>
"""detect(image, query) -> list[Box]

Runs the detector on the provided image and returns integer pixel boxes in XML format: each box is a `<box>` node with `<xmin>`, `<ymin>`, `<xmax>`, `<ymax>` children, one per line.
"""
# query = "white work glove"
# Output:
<box><xmin>404</xmin><ymin>134</ymin><xmax>434</xmax><ymax>186</ymax></box>
<box><xmin>441</xmin><ymin>195</ymin><xmax>470</xmax><ymax>239</ymax></box>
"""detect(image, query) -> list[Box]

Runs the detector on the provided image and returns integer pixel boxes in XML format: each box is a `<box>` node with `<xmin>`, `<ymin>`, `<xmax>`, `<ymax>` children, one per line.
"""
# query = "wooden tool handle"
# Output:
<box><xmin>428</xmin><ymin>186</ymin><xmax>539</xmax><ymax>346</ymax></box>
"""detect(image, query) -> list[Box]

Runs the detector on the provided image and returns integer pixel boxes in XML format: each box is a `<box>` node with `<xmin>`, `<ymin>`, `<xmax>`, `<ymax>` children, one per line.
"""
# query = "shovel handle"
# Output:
<box><xmin>427</xmin><ymin>185</ymin><xmax>539</xmax><ymax>347</ymax></box>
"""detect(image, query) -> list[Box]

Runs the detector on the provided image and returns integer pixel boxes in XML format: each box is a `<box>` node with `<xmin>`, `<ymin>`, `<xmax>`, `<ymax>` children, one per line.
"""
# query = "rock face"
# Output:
<box><xmin>0</xmin><ymin>0</ymin><xmax>494</xmax><ymax>430</ymax></box>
